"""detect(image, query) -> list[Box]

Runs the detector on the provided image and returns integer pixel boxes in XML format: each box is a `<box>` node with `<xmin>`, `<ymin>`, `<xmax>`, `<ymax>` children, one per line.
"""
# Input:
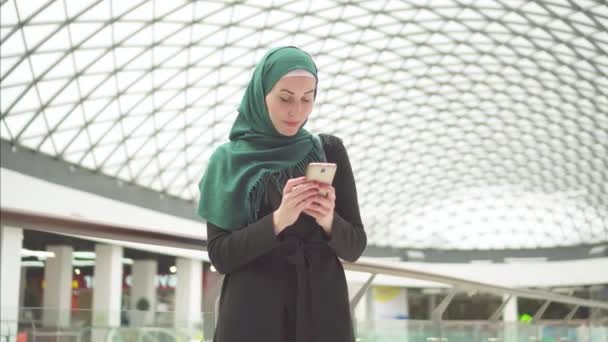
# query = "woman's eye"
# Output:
<box><xmin>280</xmin><ymin>97</ymin><xmax>289</xmax><ymax>102</ymax></box>
<box><xmin>302</xmin><ymin>98</ymin><xmax>311</xmax><ymax>103</ymax></box>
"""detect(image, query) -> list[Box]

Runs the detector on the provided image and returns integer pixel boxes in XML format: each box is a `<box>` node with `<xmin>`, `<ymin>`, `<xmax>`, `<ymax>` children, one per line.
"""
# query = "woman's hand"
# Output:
<box><xmin>273</xmin><ymin>177</ymin><xmax>319</xmax><ymax>235</ymax></box>
<box><xmin>303</xmin><ymin>182</ymin><xmax>336</xmax><ymax>236</ymax></box>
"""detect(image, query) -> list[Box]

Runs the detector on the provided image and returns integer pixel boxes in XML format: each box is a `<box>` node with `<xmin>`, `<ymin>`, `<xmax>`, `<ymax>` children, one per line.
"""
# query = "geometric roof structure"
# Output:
<box><xmin>1</xmin><ymin>0</ymin><xmax>606</xmax><ymax>250</ymax></box>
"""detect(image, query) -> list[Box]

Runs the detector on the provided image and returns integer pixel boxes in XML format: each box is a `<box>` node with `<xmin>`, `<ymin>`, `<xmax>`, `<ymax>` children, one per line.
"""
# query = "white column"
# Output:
<box><xmin>1</xmin><ymin>226</ymin><xmax>23</xmax><ymax>341</ymax></box>
<box><xmin>503</xmin><ymin>294</ymin><xmax>518</xmax><ymax>342</ymax></box>
<box><xmin>130</xmin><ymin>260</ymin><xmax>157</xmax><ymax>326</ymax></box>
<box><xmin>42</xmin><ymin>245</ymin><xmax>73</xmax><ymax>327</ymax></box>
<box><xmin>428</xmin><ymin>294</ymin><xmax>437</xmax><ymax>319</ymax></box>
<box><xmin>402</xmin><ymin>288</ymin><xmax>409</xmax><ymax>342</ymax></box>
<box><xmin>364</xmin><ymin>286</ymin><xmax>375</xmax><ymax>335</ymax></box>
<box><xmin>92</xmin><ymin>244</ymin><xmax>123</xmax><ymax>342</ymax></box>
<box><xmin>19</xmin><ymin>267</ymin><xmax>27</xmax><ymax>308</ymax></box>
<box><xmin>174</xmin><ymin>258</ymin><xmax>202</xmax><ymax>329</ymax></box>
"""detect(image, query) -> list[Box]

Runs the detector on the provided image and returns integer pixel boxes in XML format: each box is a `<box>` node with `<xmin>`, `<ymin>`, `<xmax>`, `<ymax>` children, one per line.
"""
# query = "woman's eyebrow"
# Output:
<box><xmin>279</xmin><ymin>89</ymin><xmax>315</xmax><ymax>95</ymax></box>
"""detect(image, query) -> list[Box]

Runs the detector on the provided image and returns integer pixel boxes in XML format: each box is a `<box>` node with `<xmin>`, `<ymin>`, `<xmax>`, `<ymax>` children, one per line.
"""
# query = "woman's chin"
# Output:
<box><xmin>279</xmin><ymin>127</ymin><xmax>300</xmax><ymax>136</ymax></box>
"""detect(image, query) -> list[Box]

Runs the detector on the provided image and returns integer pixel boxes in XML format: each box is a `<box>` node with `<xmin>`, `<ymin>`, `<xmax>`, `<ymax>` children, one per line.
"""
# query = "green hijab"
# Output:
<box><xmin>197</xmin><ymin>46</ymin><xmax>323</xmax><ymax>230</ymax></box>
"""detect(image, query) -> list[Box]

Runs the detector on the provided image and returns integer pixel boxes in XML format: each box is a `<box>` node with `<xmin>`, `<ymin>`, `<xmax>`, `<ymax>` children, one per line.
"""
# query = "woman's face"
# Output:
<box><xmin>265</xmin><ymin>76</ymin><xmax>316</xmax><ymax>136</ymax></box>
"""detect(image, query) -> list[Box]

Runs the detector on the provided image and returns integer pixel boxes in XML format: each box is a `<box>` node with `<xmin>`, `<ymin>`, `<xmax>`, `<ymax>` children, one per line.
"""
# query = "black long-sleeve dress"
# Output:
<box><xmin>206</xmin><ymin>134</ymin><xmax>367</xmax><ymax>342</ymax></box>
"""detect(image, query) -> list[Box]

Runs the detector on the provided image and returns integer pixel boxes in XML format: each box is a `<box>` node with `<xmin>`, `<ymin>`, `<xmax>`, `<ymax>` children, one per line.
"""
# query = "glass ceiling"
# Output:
<box><xmin>1</xmin><ymin>0</ymin><xmax>607</xmax><ymax>250</ymax></box>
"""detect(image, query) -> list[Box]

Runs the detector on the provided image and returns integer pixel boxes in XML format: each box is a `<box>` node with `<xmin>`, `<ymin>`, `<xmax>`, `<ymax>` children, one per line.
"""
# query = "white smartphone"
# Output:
<box><xmin>305</xmin><ymin>162</ymin><xmax>337</xmax><ymax>185</ymax></box>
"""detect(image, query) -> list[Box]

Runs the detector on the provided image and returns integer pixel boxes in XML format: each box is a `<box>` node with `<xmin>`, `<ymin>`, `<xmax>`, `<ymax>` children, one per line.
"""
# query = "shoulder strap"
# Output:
<box><xmin>312</xmin><ymin>134</ymin><xmax>327</xmax><ymax>162</ymax></box>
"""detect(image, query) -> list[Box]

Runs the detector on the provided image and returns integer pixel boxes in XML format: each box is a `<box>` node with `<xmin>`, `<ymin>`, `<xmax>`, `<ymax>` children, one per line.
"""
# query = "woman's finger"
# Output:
<box><xmin>316</xmin><ymin>182</ymin><xmax>330</xmax><ymax>197</ymax></box>
<box><xmin>289</xmin><ymin>188</ymin><xmax>319</xmax><ymax>206</ymax></box>
<box><xmin>305</xmin><ymin>206</ymin><xmax>330</xmax><ymax>219</ymax></box>
<box><xmin>296</xmin><ymin>196</ymin><xmax>317</xmax><ymax>211</ymax></box>
<box><xmin>315</xmin><ymin>183</ymin><xmax>336</xmax><ymax>199</ymax></box>
<box><xmin>323</xmin><ymin>189</ymin><xmax>336</xmax><ymax>201</ymax></box>
<box><xmin>284</xmin><ymin>177</ymin><xmax>309</xmax><ymax>193</ymax></box>
<box><xmin>302</xmin><ymin>211</ymin><xmax>318</xmax><ymax>220</ymax></box>
<box><xmin>311</xmin><ymin>196</ymin><xmax>331</xmax><ymax>207</ymax></box>
<box><xmin>310</xmin><ymin>198</ymin><xmax>330</xmax><ymax>211</ymax></box>
<box><xmin>308</xmin><ymin>200</ymin><xmax>332</xmax><ymax>213</ymax></box>
<box><xmin>289</xmin><ymin>182</ymin><xmax>319</xmax><ymax>198</ymax></box>
<box><xmin>312</xmin><ymin>190</ymin><xmax>335</xmax><ymax>206</ymax></box>
<box><xmin>303</xmin><ymin>208</ymin><xmax>321</xmax><ymax>219</ymax></box>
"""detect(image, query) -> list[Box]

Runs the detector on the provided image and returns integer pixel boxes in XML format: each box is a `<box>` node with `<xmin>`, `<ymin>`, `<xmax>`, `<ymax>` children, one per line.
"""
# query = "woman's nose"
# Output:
<box><xmin>288</xmin><ymin>102</ymin><xmax>302</xmax><ymax>117</ymax></box>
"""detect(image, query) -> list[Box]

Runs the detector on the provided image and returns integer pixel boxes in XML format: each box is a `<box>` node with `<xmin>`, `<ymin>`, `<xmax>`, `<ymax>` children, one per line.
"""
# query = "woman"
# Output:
<box><xmin>198</xmin><ymin>46</ymin><xmax>366</xmax><ymax>342</ymax></box>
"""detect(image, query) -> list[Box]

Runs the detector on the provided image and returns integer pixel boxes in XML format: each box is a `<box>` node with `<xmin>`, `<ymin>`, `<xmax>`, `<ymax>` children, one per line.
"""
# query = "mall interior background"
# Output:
<box><xmin>1</xmin><ymin>0</ymin><xmax>607</xmax><ymax>341</ymax></box>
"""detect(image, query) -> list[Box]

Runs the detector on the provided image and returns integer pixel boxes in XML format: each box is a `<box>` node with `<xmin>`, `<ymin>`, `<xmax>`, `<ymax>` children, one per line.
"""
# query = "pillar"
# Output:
<box><xmin>503</xmin><ymin>294</ymin><xmax>518</xmax><ymax>342</ymax></box>
<box><xmin>42</xmin><ymin>245</ymin><xmax>73</xmax><ymax>327</ymax></box>
<box><xmin>19</xmin><ymin>267</ymin><xmax>27</xmax><ymax>309</ymax></box>
<box><xmin>364</xmin><ymin>286</ymin><xmax>375</xmax><ymax>336</ymax></box>
<box><xmin>1</xmin><ymin>226</ymin><xmax>23</xmax><ymax>341</ymax></box>
<box><xmin>130</xmin><ymin>260</ymin><xmax>157</xmax><ymax>326</ymax></box>
<box><xmin>92</xmin><ymin>244</ymin><xmax>123</xmax><ymax>342</ymax></box>
<box><xmin>428</xmin><ymin>294</ymin><xmax>437</xmax><ymax>319</ymax></box>
<box><xmin>174</xmin><ymin>257</ymin><xmax>202</xmax><ymax>329</ymax></box>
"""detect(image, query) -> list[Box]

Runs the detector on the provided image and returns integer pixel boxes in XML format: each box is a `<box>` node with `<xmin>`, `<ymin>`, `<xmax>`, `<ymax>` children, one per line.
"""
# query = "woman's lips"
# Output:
<box><xmin>284</xmin><ymin>121</ymin><xmax>299</xmax><ymax>127</ymax></box>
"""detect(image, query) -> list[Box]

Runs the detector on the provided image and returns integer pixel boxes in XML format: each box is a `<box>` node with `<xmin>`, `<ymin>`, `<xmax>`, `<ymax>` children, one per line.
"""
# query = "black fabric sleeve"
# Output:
<box><xmin>206</xmin><ymin>213</ymin><xmax>281</xmax><ymax>274</ymax></box>
<box><xmin>321</xmin><ymin>135</ymin><xmax>367</xmax><ymax>262</ymax></box>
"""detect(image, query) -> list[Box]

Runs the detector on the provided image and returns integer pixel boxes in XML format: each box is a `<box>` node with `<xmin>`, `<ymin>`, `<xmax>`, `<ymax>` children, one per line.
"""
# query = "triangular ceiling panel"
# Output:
<box><xmin>1</xmin><ymin>0</ymin><xmax>606</xmax><ymax>250</ymax></box>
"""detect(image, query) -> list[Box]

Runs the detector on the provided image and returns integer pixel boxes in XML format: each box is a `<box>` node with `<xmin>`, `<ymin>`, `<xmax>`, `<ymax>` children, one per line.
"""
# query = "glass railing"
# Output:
<box><xmin>2</xmin><ymin>308</ymin><xmax>607</xmax><ymax>342</ymax></box>
<box><xmin>1</xmin><ymin>307</ymin><xmax>213</xmax><ymax>341</ymax></box>
<box><xmin>354</xmin><ymin>319</ymin><xmax>608</xmax><ymax>342</ymax></box>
